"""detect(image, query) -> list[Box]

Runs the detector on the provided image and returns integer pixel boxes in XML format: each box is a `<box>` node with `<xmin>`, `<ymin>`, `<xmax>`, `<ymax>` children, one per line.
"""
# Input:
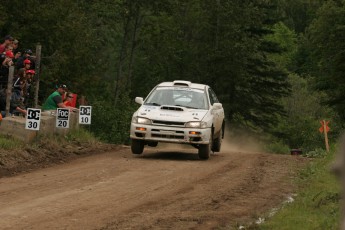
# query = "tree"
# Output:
<box><xmin>307</xmin><ymin>1</ymin><xmax>345</xmax><ymax>123</ymax></box>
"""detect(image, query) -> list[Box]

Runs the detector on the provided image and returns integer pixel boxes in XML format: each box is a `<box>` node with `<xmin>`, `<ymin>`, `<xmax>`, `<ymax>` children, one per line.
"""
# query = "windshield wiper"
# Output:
<box><xmin>145</xmin><ymin>102</ymin><xmax>161</xmax><ymax>106</ymax></box>
<box><xmin>175</xmin><ymin>104</ymin><xmax>198</xmax><ymax>109</ymax></box>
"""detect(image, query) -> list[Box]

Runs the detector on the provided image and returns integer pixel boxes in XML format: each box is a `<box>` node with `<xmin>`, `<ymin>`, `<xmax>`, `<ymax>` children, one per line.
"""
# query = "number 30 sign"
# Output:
<box><xmin>25</xmin><ymin>108</ymin><xmax>41</xmax><ymax>130</ymax></box>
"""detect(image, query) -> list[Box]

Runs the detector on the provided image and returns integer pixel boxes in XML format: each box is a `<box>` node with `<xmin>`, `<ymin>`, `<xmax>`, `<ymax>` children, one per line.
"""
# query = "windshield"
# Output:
<box><xmin>145</xmin><ymin>87</ymin><xmax>208</xmax><ymax>110</ymax></box>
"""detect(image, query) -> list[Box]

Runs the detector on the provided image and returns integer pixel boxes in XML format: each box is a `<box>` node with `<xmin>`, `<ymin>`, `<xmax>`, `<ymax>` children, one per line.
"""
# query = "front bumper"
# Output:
<box><xmin>130</xmin><ymin>123</ymin><xmax>212</xmax><ymax>144</ymax></box>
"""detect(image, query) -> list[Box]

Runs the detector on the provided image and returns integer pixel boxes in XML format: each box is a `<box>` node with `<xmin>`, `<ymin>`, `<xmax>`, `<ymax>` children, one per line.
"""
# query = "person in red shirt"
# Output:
<box><xmin>0</xmin><ymin>50</ymin><xmax>14</xmax><ymax>89</ymax></box>
<box><xmin>63</xmin><ymin>92</ymin><xmax>74</xmax><ymax>107</ymax></box>
<box><xmin>0</xmin><ymin>35</ymin><xmax>14</xmax><ymax>54</ymax></box>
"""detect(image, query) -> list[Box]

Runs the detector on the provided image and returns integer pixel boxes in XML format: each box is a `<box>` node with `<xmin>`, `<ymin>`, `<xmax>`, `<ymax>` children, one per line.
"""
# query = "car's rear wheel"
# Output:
<box><xmin>131</xmin><ymin>139</ymin><xmax>144</xmax><ymax>154</ymax></box>
<box><xmin>212</xmin><ymin>128</ymin><xmax>223</xmax><ymax>152</ymax></box>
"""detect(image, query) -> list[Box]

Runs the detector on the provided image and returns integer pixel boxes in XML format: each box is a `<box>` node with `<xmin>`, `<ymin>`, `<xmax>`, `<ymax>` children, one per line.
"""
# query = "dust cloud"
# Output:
<box><xmin>221</xmin><ymin>127</ymin><xmax>264</xmax><ymax>153</ymax></box>
<box><xmin>152</xmin><ymin>127</ymin><xmax>264</xmax><ymax>154</ymax></box>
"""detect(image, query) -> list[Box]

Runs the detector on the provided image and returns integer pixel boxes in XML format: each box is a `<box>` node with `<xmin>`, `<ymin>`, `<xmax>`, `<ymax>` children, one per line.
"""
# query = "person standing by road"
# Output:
<box><xmin>42</xmin><ymin>84</ymin><xmax>73</xmax><ymax>111</ymax></box>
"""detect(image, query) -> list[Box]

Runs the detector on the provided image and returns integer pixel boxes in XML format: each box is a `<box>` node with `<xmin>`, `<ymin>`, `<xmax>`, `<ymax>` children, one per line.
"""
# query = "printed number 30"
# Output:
<box><xmin>28</xmin><ymin>121</ymin><xmax>38</xmax><ymax>129</ymax></box>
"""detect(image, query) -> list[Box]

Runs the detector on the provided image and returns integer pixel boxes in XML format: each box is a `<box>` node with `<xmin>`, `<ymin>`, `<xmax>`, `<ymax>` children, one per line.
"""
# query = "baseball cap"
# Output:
<box><xmin>5</xmin><ymin>51</ymin><xmax>14</xmax><ymax>58</ymax></box>
<box><xmin>26</xmin><ymin>69</ymin><xmax>35</xmax><ymax>74</ymax></box>
<box><xmin>4</xmin><ymin>35</ymin><xmax>14</xmax><ymax>41</ymax></box>
<box><xmin>58</xmin><ymin>84</ymin><xmax>68</xmax><ymax>89</ymax></box>
<box><xmin>24</xmin><ymin>59</ymin><xmax>31</xmax><ymax>64</ymax></box>
<box><xmin>24</xmin><ymin>49</ymin><xmax>33</xmax><ymax>55</ymax></box>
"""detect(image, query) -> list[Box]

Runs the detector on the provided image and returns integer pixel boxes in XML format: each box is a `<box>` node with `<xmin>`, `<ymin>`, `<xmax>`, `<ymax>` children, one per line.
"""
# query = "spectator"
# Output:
<box><xmin>0</xmin><ymin>50</ymin><xmax>14</xmax><ymax>89</ymax></box>
<box><xmin>0</xmin><ymin>89</ymin><xmax>26</xmax><ymax>117</ymax></box>
<box><xmin>22</xmin><ymin>69</ymin><xmax>35</xmax><ymax>106</ymax></box>
<box><xmin>12</xmin><ymin>73</ymin><xmax>24</xmax><ymax>101</ymax></box>
<box><xmin>0</xmin><ymin>46</ymin><xmax>13</xmax><ymax>63</ymax></box>
<box><xmin>0</xmin><ymin>35</ymin><xmax>14</xmax><ymax>54</ymax></box>
<box><xmin>13</xmin><ymin>51</ymin><xmax>21</xmax><ymax>65</ymax></box>
<box><xmin>63</xmin><ymin>92</ymin><xmax>74</xmax><ymax>107</ymax></box>
<box><xmin>12</xmin><ymin>39</ymin><xmax>19</xmax><ymax>53</ymax></box>
<box><xmin>16</xmin><ymin>49</ymin><xmax>35</xmax><ymax>69</ymax></box>
<box><xmin>16</xmin><ymin>59</ymin><xmax>31</xmax><ymax>81</ymax></box>
<box><xmin>42</xmin><ymin>84</ymin><xmax>74</xmax><ymax>111</ymax></box>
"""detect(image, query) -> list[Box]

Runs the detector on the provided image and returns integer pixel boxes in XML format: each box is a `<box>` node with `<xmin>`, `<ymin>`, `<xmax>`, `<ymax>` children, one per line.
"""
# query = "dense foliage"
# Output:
<box><xmin>1</xmin><ymin>0</ymin><xmax>344</xmax><ymax>151</ymax></box>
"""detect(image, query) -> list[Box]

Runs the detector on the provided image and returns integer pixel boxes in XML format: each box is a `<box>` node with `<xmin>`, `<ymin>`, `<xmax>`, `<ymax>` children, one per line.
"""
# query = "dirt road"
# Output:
<box><xmin>0</xmin><ymin>142</ymin><xmax>307</xmax><ymax>230</ymax></box>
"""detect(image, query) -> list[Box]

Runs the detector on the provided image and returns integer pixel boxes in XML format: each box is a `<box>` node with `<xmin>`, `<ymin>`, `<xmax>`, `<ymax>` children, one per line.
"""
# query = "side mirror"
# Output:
<box><xmin>135</xmin><ymin>97</ymin><xmax>144</xmax><ymax>105</ymax></box>
<box><xmin>212</xmin><ymin>103</ymin><xmax>223</xmax><ymax>110</ymax></box>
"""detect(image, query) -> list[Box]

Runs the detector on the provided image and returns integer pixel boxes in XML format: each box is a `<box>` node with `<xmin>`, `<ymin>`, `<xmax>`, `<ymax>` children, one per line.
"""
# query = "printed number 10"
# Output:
<box><xmin>81</xmin><ymin>117</ymin><xmax>89</xmax><ymax>123</ymax></box>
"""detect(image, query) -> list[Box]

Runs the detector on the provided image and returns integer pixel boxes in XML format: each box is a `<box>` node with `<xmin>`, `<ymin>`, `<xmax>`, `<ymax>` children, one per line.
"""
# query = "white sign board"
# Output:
<box><xmin>56</xmin><ymin>108</ymin><xmax>70</xmax><ymax>128</ymax></box>
<box><xmin>79</xmin><ymin>106</ymin><xmax>92</xmax><ymax>124</ymax></box>
<box><xmin>25</xmin><ymin>108</ymin><xmax>41</xmax><ymax>130</ymax></box>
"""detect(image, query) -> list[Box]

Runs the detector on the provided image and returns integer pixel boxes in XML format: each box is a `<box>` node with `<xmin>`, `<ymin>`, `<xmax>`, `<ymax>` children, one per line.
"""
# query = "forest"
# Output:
<box><xmin>1</xmin><ymin>0</ymin><xmax>344</xmax><ymax>154</ymax></box>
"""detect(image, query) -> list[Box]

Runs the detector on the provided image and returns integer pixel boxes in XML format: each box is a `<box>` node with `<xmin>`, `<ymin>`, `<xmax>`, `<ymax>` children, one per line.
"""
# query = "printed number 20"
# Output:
<box><xmin>58</xmin><ymin>120</ymin><xmax>67</xmax><ymax>127</ymax></box>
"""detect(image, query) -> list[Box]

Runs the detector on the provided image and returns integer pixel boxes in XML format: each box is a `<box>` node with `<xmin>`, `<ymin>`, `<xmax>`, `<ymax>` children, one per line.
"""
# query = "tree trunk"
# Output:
<box><xmin>127</xmin><ymin>5</ymin><xmax>143</xmax><ymax>91</ymax></box>
<box><xmin>114</xmin><ymin>1</ymin><xmax>133</xmax><ymax>106</ymax></box>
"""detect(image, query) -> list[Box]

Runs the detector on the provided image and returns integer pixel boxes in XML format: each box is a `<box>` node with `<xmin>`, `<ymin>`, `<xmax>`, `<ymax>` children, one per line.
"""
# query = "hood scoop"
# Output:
<box><xmin>161</xmin><ymin>106</ymin><xmax>184</xmax><ymax>111</ymax></box>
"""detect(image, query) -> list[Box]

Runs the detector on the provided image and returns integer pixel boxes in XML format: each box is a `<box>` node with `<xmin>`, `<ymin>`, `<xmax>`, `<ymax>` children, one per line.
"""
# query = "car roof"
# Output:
<box><xmin>157</xmin><ymin>80</ymin><xmax>207</xmax><ymax>90</ymax></box>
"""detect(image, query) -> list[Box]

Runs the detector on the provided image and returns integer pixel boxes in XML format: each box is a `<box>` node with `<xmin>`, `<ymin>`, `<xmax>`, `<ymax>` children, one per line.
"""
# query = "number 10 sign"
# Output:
<box><xmin>79</xmin><ymin>106</ymin><xmax>92</xmax><ymax>124</ymax></box>
<box><xmin>25</xmin><ymin>108</ymin><xmax>41</xmax><ymax>130</ymax></box>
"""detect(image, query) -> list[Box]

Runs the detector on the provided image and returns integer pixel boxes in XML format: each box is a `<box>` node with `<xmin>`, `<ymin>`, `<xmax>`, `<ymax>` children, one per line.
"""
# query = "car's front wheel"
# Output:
<box><xmin>198</xmin><ymin>144</ymin><xmax>211</xmax><ymax>159</ymax></box>
<box><xmin>212</xmin><ymin>128</ymin><xmax>223</xmax><ymax>152</ymax></box>
<box><xmin>131</xmin><ymin>139</ymin><xmax>144</xmax><ymax>154</ymax></box>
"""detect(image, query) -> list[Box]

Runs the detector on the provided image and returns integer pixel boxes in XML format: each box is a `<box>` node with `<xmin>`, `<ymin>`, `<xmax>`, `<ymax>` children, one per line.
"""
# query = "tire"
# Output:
<box><xmin>198</xmin><ymin>130</ymin><xmax>214</xmax><ymax>160</ymax></box>
<box><xmin>131</xmin><ymin>139</ymin><xmax>144</xmax><ymax>154</ymax></box>
<box><xmin>212</xmin><ymin>128</ymin><xmax>223</xmax><ymax>152</ymax></box>
<box><xmin>198</xmin><ymin>144</ymin><xmax>211</xmax><ymax>160</ymax></box>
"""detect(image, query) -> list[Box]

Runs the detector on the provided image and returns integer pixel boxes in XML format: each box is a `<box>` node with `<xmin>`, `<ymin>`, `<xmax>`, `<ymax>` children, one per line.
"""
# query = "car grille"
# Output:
<box><xmin>152</xmin><ymin>120</ymin><xmax>185</xmax><ymax>127</ymax></box>
<box><xmin>151</xmin><ymin>129</ymin><xmax>185</xmax><ymax>140</ymax></box>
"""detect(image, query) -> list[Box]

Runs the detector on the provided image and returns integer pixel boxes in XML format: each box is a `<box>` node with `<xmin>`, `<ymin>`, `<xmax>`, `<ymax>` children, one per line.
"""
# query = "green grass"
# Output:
<box><xmin>64</xmin><ymin>127</ymin><xmax>99</xmax><ymax>144</ymax></box>
<box><xmin>0</xmin><ymin>135</ymin><xmax>25</xmax><ymax>150</ymax></box>
<box><xmin>258</xmin><ymin>150</ymin><xmax>341</xmax><ymax>230</ymax></box>
<box><xmin>0</xmin><ymin>127</ymin><xmax>98</xmax><ymax>151</ymax></box>
<box><xmin>33</xmin><ymin>126</ymin><xmax>98</xmax><ymax>143</ymax></box>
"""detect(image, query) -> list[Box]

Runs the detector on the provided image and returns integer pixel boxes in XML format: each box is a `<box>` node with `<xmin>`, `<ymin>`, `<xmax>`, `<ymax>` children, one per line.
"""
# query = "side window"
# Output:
<box><xmin>208</xmin><ymin>88</ymin><xmax>219</xmax><ymax>105</ymax></box>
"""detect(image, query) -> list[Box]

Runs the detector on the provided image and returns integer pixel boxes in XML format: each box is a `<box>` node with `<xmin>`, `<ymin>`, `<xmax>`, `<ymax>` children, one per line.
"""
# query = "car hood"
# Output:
<box><xmin>137</xmin><ymin>105</ymin><xmax>208</xmax><ymax>122</ymax></box>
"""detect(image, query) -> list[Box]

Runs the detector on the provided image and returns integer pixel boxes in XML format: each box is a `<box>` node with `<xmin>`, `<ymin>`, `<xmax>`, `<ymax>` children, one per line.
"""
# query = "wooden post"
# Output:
<box><xmin>5</xmin><ymin>66</ymin><xmax>14</xmax><ymax>117</ymax></box>
<box><xmin>323</xmin><ymin>120</ymin><xmax>330</xmax><ymax>152</ymax></box>
<box><xmin>34</xmin><ymin>44</ymin><xmax>42</xmax><ymax>108</ymax></box>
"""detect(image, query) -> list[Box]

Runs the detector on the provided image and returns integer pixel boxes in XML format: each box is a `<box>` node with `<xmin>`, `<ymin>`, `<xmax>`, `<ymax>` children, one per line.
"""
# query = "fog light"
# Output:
<box><xmin>189</xmin><ymin>131</ymin><xmax>201</xmax><ymax>135</ymax></box>
<box><xmin>136</xmin><ymin>127</ymin><xmax>147</xmax><ymax>131</ymax></box>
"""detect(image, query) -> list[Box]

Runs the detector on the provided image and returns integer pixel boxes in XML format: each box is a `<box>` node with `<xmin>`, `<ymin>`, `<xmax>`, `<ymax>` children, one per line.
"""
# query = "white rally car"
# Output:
<box><xmin>130</xmin><ymin>80</ymin><xmax>225</xmax><ymax>159</ymax></box>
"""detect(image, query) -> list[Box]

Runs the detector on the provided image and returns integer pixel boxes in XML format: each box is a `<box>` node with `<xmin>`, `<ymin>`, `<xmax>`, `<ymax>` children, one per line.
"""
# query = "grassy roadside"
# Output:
<box><xmin>0</xmin><ymin>128</ymin><xmax>116</xmax><ymax>177</ymax></box>
<box><xmin>258</xmin><ymin>150</ymin><xmax>341</xmax><ymax>230</ymax></box>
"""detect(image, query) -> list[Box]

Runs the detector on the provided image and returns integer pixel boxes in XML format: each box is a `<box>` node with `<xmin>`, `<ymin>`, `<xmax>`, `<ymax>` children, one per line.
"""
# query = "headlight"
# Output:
<box><xmin>185</xmin><ymin>121</ymin><xmax>207</xmax><ymax>128</ymax></box>
<box><xmin>132</xmin><ymin>116</ymin><xmax>152</xmax><ymax>125</ymax></box>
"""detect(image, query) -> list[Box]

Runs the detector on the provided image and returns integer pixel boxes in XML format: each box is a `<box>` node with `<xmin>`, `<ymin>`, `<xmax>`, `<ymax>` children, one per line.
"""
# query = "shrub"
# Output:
<box><xmin>90</xmin><ymin>94</ymin><xmax>137</xmax><ymax>144</ymax></box>
<box><xmin>264</xmin><ymin>140</ymin><xmax>290</xmax><ymax>154</ymax></box>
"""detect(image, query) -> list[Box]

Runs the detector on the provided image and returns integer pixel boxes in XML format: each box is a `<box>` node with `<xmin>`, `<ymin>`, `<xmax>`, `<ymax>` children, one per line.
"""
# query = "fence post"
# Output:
<box><xmin>34</xmin><ymin>44</ymin><xmax>41</xmax><ymax>108</ymax></box>
<box><xmin>5</xmin><ymin>66</ymin><xmax>14</xmax><ymax>117</ymax></box>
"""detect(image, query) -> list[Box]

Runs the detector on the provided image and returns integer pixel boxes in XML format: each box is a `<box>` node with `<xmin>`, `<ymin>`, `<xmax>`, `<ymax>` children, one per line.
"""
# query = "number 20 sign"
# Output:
<box><xmin>25</xmin><ymin>108</ymin><xmax>41</xmax><ymax>130</ymax></box>
<box><xmin>79</xmin><ymin>106</ymin><xmax>92</xmax><ymax>125</ymax></box>
<box><xmin>56</xmin><ymin>108</ymin><xmax>70</xmax><ymax>128</ymax></box>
